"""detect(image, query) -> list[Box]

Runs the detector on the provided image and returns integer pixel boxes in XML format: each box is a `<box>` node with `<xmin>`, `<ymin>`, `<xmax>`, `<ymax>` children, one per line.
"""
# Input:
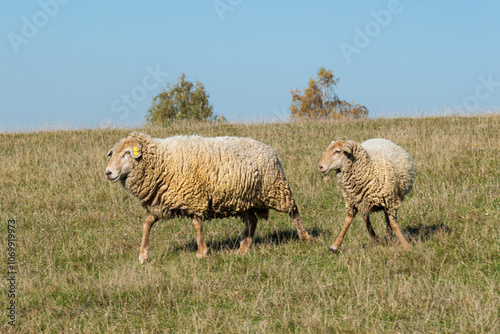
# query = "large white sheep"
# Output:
<box><xmin>318</xmin><ymin>138</ymin><xmax>414</xmax><ymax>252</ymax></box>
<box><xmin>105</xmin><ymin>132</ymin><xmax>310</xmax><ymax>263</ymax></box>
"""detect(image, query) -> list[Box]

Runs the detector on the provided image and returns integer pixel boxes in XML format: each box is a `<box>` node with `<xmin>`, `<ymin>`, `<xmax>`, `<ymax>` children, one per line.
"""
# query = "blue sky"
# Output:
<box><xmin>1</xmin><ymin>0</ymin><xmax>500</xmax><ymax>131</ymax></box>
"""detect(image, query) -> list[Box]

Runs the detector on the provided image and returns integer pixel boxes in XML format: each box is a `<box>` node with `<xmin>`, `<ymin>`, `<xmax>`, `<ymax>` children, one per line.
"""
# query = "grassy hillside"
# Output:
<box><xmin>1</xmin><ymin>115</ymin><xmax>499</xmax><ymax>333</ymax></box>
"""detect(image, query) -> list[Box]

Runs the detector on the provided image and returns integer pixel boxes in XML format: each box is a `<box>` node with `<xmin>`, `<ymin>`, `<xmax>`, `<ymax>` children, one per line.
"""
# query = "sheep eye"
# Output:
<box><xmin>123</xmin><ymin>151</ymin><xmax>131</xmax><ymax>157</ymax></box>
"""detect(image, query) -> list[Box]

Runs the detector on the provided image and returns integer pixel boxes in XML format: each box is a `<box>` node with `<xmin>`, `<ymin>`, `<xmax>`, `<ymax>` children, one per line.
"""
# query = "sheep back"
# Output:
<box><xmin>337</xmin><ymin>138</ymin><xmax>414</xmax><ymax>215</ymax></box>
<box><xmin>123</xmin><ymin>132</ymin><xmax>296</xmax><ymax>219</ymax></box>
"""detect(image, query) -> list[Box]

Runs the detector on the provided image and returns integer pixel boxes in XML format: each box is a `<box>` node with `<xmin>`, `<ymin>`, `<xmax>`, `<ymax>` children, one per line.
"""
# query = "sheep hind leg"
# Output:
<box><xmin>238</xmin><ymin>211</ymin><xmax>258</xmax><ymax>255</ymax></box>
<box><xmin>363</xmin><ymin>214</ymin><xmax>379</xmax><ymax>243</ymax></box>
<box><xmin>139</xmin><ymin>214</ymin><xmax>158</xmax><ymax>264</ymax></box>
<box><xmin>192</xmin><ymin>217</ymin><xmax>208</xmax><ymax>258</ymax></box>
<box><xmin>386</xmin><ymin>212</ymin><xmax>411</xmax><ymax>250</ymax></box>
<box><xmin>290</xmin><ymin>206</ymin><xmax>311</xmax><ymax>242</ymax></box>
<box><xmin>384</xmin><ymin>211</ymin><xmax>394</xmax><ymax>244</ymax></box>
<box><xmin>330</xmin><ymin>210</ymin><xmax>357</xmax><ymax>253</ymax></box>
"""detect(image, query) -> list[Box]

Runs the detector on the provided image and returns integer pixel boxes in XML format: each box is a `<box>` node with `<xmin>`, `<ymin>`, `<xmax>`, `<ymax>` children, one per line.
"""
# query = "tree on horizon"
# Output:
<box><xmin>290</xmin><ymin>67</ymin><xmax>368</xmax><ymax>120</ymax></box>
<box><xmin>146</xmin><ymin>74</ymin><xmax>224</xmax><ymax>126</ymax></box>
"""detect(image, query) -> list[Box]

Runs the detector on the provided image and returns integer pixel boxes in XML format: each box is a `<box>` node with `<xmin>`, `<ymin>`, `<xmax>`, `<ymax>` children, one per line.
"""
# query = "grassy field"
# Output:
<box><xmin>1</xmin><ymin>114</ymin><xmax>499</xmax><ymax>333</ymax></box>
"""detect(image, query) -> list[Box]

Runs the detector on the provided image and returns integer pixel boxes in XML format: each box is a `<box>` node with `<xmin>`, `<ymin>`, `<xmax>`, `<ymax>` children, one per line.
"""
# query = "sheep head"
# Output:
<box><xmin>105</xmin><ymin>138</ymin><xmax>142</xmax><ymax>183</ymax></box>
<box><xmin>318</xmin><ymin>140</ymin><xmax>353</xmax><ymax>174</ymax></box>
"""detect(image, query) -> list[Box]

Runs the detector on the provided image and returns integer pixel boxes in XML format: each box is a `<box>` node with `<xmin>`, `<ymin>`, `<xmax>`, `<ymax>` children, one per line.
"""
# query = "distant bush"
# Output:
<box><xmin>146</xmin><ymin>74</ymin><xmax>224</xmax><ymax>126</ymax></box>
<box><xmin>290</xmin><ymin>67</ymin><xmax>368</xmax><ymax>120</ymax></box>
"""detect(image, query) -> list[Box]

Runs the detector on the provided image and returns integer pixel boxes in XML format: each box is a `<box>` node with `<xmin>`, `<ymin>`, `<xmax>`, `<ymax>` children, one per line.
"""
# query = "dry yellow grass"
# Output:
<box><xmin>1</xmin><ymin>114</ymin><xmax>499</xmax><ymax>333</ymax></box>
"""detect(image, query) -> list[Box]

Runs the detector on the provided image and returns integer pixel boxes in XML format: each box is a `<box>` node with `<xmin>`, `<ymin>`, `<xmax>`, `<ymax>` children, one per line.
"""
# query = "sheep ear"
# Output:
<box><xmin>131</xmin><ymin>145</ymin><xmax>142</xmax><ymax>159</ymax></box>
<box><xmin>107</xmin><ymin>149</ymin><xmax>113</xmax><ymax>157</ymax></box>
<box><xmin>342</xmin><ymin>145</ymin><xmax>352</xmax><ymax>154</ymax></box>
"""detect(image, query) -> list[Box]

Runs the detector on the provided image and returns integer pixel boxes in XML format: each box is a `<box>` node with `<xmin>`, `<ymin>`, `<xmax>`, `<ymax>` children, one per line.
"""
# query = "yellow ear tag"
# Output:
<box><xmin>344</xmin><ymin>147</ymin><xmax>351</xmax><ymax>154</ymax></box>
<box><xmin>132</xmin><ymin>147</ymin><xmax>140</xmax><ymax>157</ymax></box>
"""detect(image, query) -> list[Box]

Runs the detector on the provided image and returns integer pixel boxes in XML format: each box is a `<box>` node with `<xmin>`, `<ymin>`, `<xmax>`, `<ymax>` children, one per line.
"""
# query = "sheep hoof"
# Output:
<box><xmin>237</xmin><ymin>248</ymin><xmax>249</xmax><ymax>256</ymax></box>
<box><xmin>139</xmin><ymin>255</ymin><xmax>147</xmax><ymax>264</ymax></box>
<box><xmin>300</xmin><ymin>233</ymin><xmax>312</xmax><ymax>242</ymax></box>
<box><xmin>329</xmin><ymin>246</ymin><xmax>338</xmax><ymax>254</ymax></box>
<box><xmin>196</xmin><ymin>249</ymin><xmax>208</xmax><ymax>259</ymax></box>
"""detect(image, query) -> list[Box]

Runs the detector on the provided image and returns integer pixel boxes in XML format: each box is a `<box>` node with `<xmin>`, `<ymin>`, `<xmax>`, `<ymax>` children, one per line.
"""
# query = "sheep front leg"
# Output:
<box><xmin>139</xmin><ymin>214</ymin><xmax>158</xmax><ymax>264</ymax></box>
<box><xmin>192</xmin><ymin>217</ymin><xmax>208</xmax><ymax>258</ymax></box>
<box><xmin>330</xmin><ymin>210</ymin><xmax>357</xmax><ymax>253</ymax></box>
<box><xmin>386</xmin><ymin>212</ymin><xmax>411</xmax><ymax>250</ymax></box>
<box><xmin>238</xmin><ymin>212</ymin><xmax>258</xmax><ymax>255</ymax></box>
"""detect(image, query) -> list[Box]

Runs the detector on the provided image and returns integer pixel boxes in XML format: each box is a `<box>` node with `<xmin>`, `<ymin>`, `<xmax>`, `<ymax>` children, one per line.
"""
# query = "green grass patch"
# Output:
<box><xmin>1</xmin><ymin>115</ymin><xmax>499</xmax><ymax>333</ymax></box>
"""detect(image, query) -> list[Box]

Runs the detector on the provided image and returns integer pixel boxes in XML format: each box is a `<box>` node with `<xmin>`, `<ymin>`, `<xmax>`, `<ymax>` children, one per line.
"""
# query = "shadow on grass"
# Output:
<box><xmin>403</xmin><ymin>222</ymin><xmax>451</xmax><ymax>243</ymax></box>
<box><xmin>173</xmin><ymin>227</ymin><xmax>326</xmax><ymax>255</ymax></box>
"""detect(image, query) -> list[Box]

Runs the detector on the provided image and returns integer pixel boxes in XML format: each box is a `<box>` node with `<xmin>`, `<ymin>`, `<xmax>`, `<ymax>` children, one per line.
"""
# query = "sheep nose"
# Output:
<box><xmin>318</xmin><ymin>165</ymin><xmax>324</xmax><ymax>172</ymax></box>
<box><xmin>105</xmin><ymin>170</ymin><xmax>112</xmax><ymax>176</ymax></box>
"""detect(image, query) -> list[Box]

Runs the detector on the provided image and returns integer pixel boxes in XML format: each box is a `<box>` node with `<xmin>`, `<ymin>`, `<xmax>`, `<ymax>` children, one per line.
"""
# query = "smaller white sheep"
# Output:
<box><xmin>318</xmin><ymin>138</ymin><xmax>415</xmax><ymax>252</ymax></box>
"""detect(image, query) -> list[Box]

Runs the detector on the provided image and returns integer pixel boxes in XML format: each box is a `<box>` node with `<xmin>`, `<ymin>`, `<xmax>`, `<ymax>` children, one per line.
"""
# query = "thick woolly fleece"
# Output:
<box><xmin>336</xmin><ymin>138</ymin><xmax>415</xmax><ymax>215</ymax></box>
<box><xmin>119</xmin><ymin>132</ymin><xmax>298</xmax><ymax>219</ymax></box>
